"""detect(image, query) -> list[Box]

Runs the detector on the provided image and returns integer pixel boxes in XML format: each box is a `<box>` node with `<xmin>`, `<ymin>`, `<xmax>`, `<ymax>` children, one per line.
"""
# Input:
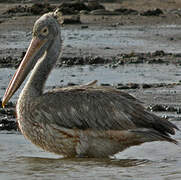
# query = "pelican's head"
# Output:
<box><xmin>33</xmin><ymin>10</ymin><xmax>62</xmax><ymax>46</ymax></box>
<box><xmin>2</xmin><ymin>11</ymin><xmax>63</xmax><ymax>107</ymax></box>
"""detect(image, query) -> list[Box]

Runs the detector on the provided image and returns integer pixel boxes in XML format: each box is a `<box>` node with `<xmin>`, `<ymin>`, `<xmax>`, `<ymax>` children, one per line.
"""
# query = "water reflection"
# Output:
<box><xmin>1</xmin><ymin>124</ymin><xmax>181</xmax><ymax>180</ymax></box>
<box><xmin>18</xmin><ymin>156</ymin><xmax>149</xmax><ymax>169</ymax></box>
<box><xmin>15</xmin><ymin>156</ymin><xmax>150</xmax><ymax>179</ymax></box>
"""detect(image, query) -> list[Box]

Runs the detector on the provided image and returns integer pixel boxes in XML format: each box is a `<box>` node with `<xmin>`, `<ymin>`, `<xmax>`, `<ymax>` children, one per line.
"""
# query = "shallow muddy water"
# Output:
<box><xmin>1</xmin><ymin>128</ymin><xmax>181</xmax><ymax>180</ymax></box>
<box><xmin>1</xmin><ymin>64</ymin><xmax>181</xmax><ymax>180</ymax></box>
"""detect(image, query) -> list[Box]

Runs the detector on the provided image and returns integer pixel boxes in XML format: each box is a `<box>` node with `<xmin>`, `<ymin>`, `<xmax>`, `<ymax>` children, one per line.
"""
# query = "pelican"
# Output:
<box><xmin>2</xmin><ymin>11</ymin><xmax>179</xmax><ymax>158</ymax></box>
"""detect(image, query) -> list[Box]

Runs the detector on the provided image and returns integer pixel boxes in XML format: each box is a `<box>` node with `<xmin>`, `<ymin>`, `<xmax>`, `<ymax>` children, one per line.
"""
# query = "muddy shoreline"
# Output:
<box><xmin>1</xmin><ymin>50</ymin><xmax>181</xmax><ymax>68</ymax></box>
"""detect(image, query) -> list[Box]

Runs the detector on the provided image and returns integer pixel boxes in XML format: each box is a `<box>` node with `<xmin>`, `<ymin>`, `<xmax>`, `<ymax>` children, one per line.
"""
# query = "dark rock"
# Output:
<box><xmin>147</xmin><ymin>58</ymin><xmax>165</xmax><ymax>64</ymax></box>
<box><xmin>88</xmin><ymin>56</ymin><xmax>105</xmax><ymax>64</ymax></box>
<box><xmin>58</xmin><ymin>1</ymin><xmax>89</xmax><ymax>15</ymax></box>
<box><xmin>147</xmin><ymin>104</ymin><xmax>166</xmax><ymax>112</ymax></box>
<box><xmin>63</xmin><ymin>15</ymin><xmax>81</xmax><ymax>24</ymax></box>
<box><xmin>147</xmin><ymin>104</ymin><xmax>180</xmax><ymax>113</ymax></box>
<box><xmin>30</xmin><ymin>3</ymin><xmax>55</xmax><ymax>15</ymax></box>
<box><xmin>0</xmin><ymin>56</ymin><xmax>13</xmax><ymax>67</ymax></box>
<box><xmin>117</xmin><ymin>83</ymin><xmax>139</xmax><ymax>89</ymax></box>
<box><xmin>177</xmin><ymin>107</ymin><xmax>181</xmax><ymax>114</ymax></box>
<box><xmin>140</xmin><ymin>8</ymin><xmax>163</xmax><ymax>16</ymax></box>
<box><xmin>0</xmin><ymin>117</ymin><xmax>17</xmax><ymax>131</ymax></box>
<box><xmin>100</xmin><ymin>83</ymin><xmax>111</xmax><ymax>86</ymax></box>
<box><xmin>87</xmin><ymin>0</ymin><xmax>105</xmax><ymax>11</ymax></box>
<box><xmin>142</xmin><ymin>84</ymin><xmax>152</xmax><ymax>89</ymax></box>
<box><xmin>67</xmin><ymin>82</ymin><xmax>77</xmax><ymax>86</ymax></box>
<box><xmin>114</xmin><ymin>8</ymin><xmax>138</xmax><ymax>15</ymax></box>
<box><xmin>0</xmin><ymin>108</ymin><xmax>6</xmax><ymax>114</ymax></box>
<box><xmin>20</xmin><ymin>51</ymin><xmax>26</xmax><ymax>59</ymax></box>
<box><xmin>74</xmin><ymin>57</ymin><xmax>84</xmax><ymax>65</ymax></box>
<box><xmin>104</xmin><ymin>47</ymin><xmax>111</xmax><ymax>49</ymax></box>
<box><xmin>81</xmin><ymin>25</ymin><xmax>89</xmax><ymax>29</ymax></box>
<box><xmin>152</xmin><ymin>50</ymin><xmax>165</xmax><ymax>56</ymax></box>
<box><xmin>0</xmin><ymin>108</ymin><xmax>15</xmax><ymax>117</ymax></box>
<box><xmin>165</xmin><ymin>106</ymin><xmax>177</xmax><ymax>112</ymax></box>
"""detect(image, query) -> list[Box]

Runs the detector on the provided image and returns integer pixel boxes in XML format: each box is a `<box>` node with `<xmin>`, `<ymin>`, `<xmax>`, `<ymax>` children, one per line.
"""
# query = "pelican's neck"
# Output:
<box><xmin>22</xmin><ymin>34</ymin><xmax>62</xmax><ymax>99</ymax></box>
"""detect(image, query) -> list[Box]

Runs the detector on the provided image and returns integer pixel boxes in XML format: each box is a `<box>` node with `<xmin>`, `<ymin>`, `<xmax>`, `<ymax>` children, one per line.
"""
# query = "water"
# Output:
<box><xmin>1</xmin><ymin>64</ymin><xmax>181</xmax><ymax>180</ymax></box>
<box><xmin>1</xmin><ymin>131</ymin><xmax>181</xmax><ymax>180</ymax></box>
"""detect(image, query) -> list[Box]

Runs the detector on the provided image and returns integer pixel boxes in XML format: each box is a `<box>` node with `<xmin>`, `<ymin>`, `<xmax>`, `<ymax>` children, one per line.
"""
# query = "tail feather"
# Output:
<box><xmin>129</xmin><ymin>128</ymin><xmax>178</xmax><ymax>145</ymax></box>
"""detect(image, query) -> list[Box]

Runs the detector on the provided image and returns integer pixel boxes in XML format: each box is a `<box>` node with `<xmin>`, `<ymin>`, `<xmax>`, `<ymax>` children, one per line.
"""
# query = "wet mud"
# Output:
<box><xmin>1</xmin><ymin>50</ymin><xmax>181</xmax><ymax>68</ymax></box>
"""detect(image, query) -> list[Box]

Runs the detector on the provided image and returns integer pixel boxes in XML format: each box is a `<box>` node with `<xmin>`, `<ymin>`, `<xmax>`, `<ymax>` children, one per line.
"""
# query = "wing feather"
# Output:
<box><xmin>30</xmin><ymin>86</ymin><xmax>178</xmax><ymax>136</ymax></box>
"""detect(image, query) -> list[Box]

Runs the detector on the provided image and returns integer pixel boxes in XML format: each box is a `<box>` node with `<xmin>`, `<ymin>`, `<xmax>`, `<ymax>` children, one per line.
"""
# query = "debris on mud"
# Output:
<box><xmin>59</xmin><ymin>56</ymin><xmax>108</xmax><ymax>66</ymax></box>
<box><xmin>147</xmin><ymin>104</ymin><xmax>181</xmax><ymax>113</ymax></box>
<box><xmin>109</xmin><ymin>51</ymin><xmax>175</xmax><ymax>67</ymax></box>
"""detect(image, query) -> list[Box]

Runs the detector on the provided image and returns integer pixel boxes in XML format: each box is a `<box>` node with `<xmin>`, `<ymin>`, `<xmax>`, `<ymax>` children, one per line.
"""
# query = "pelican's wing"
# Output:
<box><xmin>31</xmin><ymin>86</ymin><xmax>178</xmax><ymax>136</ymax></box>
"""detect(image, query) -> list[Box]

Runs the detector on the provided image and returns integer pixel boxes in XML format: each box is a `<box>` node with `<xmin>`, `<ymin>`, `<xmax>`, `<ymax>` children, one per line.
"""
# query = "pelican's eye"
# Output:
<box><xmin>41</xmin><ymin>27</ymin><xmax>49</xmax><ymax>36</ymax></box>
